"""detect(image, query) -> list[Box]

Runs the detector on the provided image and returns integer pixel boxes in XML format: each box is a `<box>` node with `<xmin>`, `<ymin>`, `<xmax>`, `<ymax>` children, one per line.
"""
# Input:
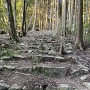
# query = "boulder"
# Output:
<box><xmin>48</xmin><ymin>50</ymin><xmax>57</xmax><ymax>55</ymax></box>
<box><xmin>0</xmin><ymin>83</ymin><xmax>10</xmax><ymax>90</ymax></box>
<box><xmin>8</xmin><ymin>84</ymin><xmax>21</xmax><ymax>90</ymax></box>
<box><xmin>83</xmin><ymin>82</ymin><xmax>90</xmax><ymax>90</ymax></box>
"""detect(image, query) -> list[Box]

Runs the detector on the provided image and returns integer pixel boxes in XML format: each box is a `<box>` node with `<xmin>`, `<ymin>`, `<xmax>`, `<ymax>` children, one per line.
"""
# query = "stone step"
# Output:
<box><xmin>32</xmin><ymin>54</ymin><xmax>77</xmax><ymax>63</ymax></box>
<box><xmin>1</xmin><ymin>63</ymin><xmax>89</xmax><ymax>78</ymax></box>
<box><xmin>0</xmin><ymin>65</ymin><xmax>32</xmax><ymax>73</ymax></box>
<box><xmin>32</xmin><ymin>54</ymin><xmax>66</xmax><ymax>63</ymax></box>
<box><xmin>71</xmin><ymin>68</ymin><xmax>89</xmax><ymax>77</ymax></box>
<box><xmin>46</xmin><ymin>84</ymin><xmax>73</xmax><ymax>90</ymax></box>
<box><xmin>32</xmin><ymin>63</ymin><xmax>70</xmax><ymax>77</ymax></box>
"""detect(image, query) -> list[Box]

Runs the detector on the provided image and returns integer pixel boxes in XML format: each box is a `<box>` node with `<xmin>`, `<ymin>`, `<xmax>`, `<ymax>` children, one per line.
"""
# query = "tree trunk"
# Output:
<box><xmin>75</xmin><ymin>0</ymin><xmax>84</xmax><ymax>50</ymax></box>
<box><xmin>6</xmin><ymin>0</ymin><xmax>18</xmax><ymax>42</ymax></box>
<box><xmin>62</xmin><ymin>0</ymin><xmax>67</xmax><ymax>36</ymax></box>
<box><xmin>32</xmin><ymin>0</ymin><xmax>37</xmax><ymax>31</ymax></box>
<box><xmin>22</xmin><ymin>0</ymin><xmax>27</xmax><ymax>36</ymax></box>
<box><xmin>68</xmin><ymin>0</ymin><xmax>74</xmax><ymax>32</ymax></box>
<box><xmin>14</xmin><ymin>0</ymin><xmax>16</xmax><ymax>29</ymax></box>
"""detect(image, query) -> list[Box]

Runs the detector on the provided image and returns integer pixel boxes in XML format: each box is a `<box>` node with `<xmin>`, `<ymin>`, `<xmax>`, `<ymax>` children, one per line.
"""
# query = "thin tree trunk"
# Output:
<box><xmin>27</xmin><ymin>12</ymin><xmax>34</xmax><ymax>31</ymax></box>
<box><xmin>32</xmin><ymin>0</ymin><xmax>37</xmax><ymax>31</ymax></box>
<box><xmin>22</xmin><ymin>0</ymin><xmax>27</xmax><ymax>36</ymax></box>
<box><xmin>62</xmin><ymin>0</ymin><xmax>67</xmax><ymax>36</ymax></box>
<box><xmin>14</xmin><ymin>0</ymin><xmax>16</xmax><ymax>29</ymax></box>
<box><xmin>68</xmin><ymin>0</ymin><xmax>74</xmax><ymax>32</ymax></box>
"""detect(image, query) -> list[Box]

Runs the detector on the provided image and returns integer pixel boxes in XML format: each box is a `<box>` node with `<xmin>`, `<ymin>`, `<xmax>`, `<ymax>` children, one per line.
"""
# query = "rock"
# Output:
<box><xmin>1</xmin><ymin>43</ymin><xmax>9</xmax><ymax>48</ymax></box>
<box><xmin>32</xmin><ymin>54</ymin><xmax>65</xmax><ymax>63</ymax></box>
<box><xmin>9</xmin><ymin>84</ymin><xmax>21</xmax><ymax>90</ymax></box>
<box><xmin>80</xmin><ymin>75</ymin><xmax>90</xmax><ymax>81</ymax></box>
<box><xmin>66</xmin><ymin>50</ymin><xmax>73</xmax><ymax>54</ymax></box>
<box><xmin>34</xmin><ymin>86</ymin><xmax>41</xmax><ymax>90</ymax></box>
<box><xmin>0</xmin><ymin>83</ymin><xmax>10</xmax><ymax>90</ymax></box>
<box><xmin>42</xmin><ymin>55</ymin><xmax>55</xmax><ymax>61</ymax></box>
<box><xmin>38</xmin><ymin>43</ymin><xmax>49</xmax><ymax>51</ymax></box>
<box><xmin>0</xmin><ymin>56</ymin><xmax>12</xmax><ymax>60</ymax></box>
<box><xmin>3</xmin><ymin>65</ymin><xmax>16</xmax><ymax>71</ymax></box>
<box><xmin>71</xmin><ymin>69</ymin><xmax>89</xmax><ymax>77</ymax></box>
<box><xmin>32</xmin><ymin>55</ymin><xmax>55</xmax><ymax>63</ymax></box>
<box><xmin>22</xmin><ymin>86</ymin><xmax>27</xmax><ymax>90</ymax></box>
<box><xmin>48</xmin><ymin>50</ymin><xmax>57</xmax><ymax>55</ymax></box>
<box><xmin>13</xmin><ymin>54</ymin><xmax>25</xmax><ymax>59</ymax></box>
<box><xmin>55</xmin><ymin>56</ymin><xmax>65</xmax><ymax>62</ymax></box>
<box><xmin>0</xmin><ymin>60</ymin><xmax>3</xmax><ymax>63</ymax></box>
<box><xmin>23</xmin><ymin>85</ymin><xmax>42</xmax><ymax>90</ymax></box>
<box><xmin>83</xmin><ymin>82</ymin><xmax>90</xmax><ymax>89</ymax></box>
<box><xmin>66</xmin><ymin>43</ymin><xmax>73</xmax><ymax>50</ymax></box>
<box><xmin>46</xmin><ymin>84</ymin><xmax>72</xmax><ymax>90</ymax></box>
<box><xmin>32</xmin><ymin>54</ymin><xmax>43</xmax><ymax>63</ymax></box>
<box><xmin>33</xmin><ymin>64</ymin><xmax>68</xmax><ymax>77</ymax></box>
<box><xmin>17</xmin><ymin>67</ymin><xmax>32</xmax><ymax>73</ymax></box>
<box><xmin>66</xmin><ymin>56</ymin><xmax>77</xmax><ymax>64</ymax></box>
<box><xmin>28</xmin><ymin>50</ymin><xmax>33</xmax><ymax>54</ymax></box>
<box><xmin>20</xmin><ymin>43</ymin><xmax>25</xmax><ymax>46</ymax></box>
<box><xmin>0</xmin><ymin>65</ymin><xmax>3</xmax><ymax>71</ymax></box>
<box><xmin>38</xmin><ymin>43</ymin><xmax>44</xmax><ymax>50</ymax></box>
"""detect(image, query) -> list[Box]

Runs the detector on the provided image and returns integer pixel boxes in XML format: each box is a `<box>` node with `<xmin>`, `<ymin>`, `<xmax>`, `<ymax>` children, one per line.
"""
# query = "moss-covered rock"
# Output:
<box><xmin>33</xmin><ymin>64</ymin><xmax>68</xmax><ymax>77</ymax></box>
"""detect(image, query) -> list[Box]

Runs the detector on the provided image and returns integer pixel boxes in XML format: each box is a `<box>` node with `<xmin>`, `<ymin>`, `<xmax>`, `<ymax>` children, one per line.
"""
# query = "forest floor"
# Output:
<box><xmin>0</xmin><ymin>30</ymin><xmax>90</xmax><ymax>90</ymax></box>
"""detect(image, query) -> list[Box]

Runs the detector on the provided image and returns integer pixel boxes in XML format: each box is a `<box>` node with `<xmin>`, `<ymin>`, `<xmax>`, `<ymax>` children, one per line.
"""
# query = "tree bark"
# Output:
<box><xmin>14</xmin><ymin>0</ymin><xmax>16</xmax><ymax>29</ymax></box>
<box><xmin>75</xmin><ymin>0</ymin><xmax>84</xmax><ymax>50</ymax></box>
<box><xmin>22</xmin><ymin>0</ymin><xmax>27</xmax><ymax>36</ymax></box>
<box><xmin>6</xmin><ymin>0</ymin><xmax>18</xmax><ymax>42</ymax></box>
<box><xmin>32</xmin><ymin>0</ymin><xmax>37</xmax><ymax>31</ymax></box>
<box><xmin>62</xmin><ymin>0</ymin><xmax>67</xmax><ymax>36</ymax></box>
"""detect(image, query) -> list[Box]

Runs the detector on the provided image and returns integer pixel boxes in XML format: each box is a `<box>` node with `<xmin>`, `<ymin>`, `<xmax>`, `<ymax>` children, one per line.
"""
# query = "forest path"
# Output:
<box><xmin>0</xmin><ymin>30</ymin><xmax>90</xmax><ymax>90</ymax></box>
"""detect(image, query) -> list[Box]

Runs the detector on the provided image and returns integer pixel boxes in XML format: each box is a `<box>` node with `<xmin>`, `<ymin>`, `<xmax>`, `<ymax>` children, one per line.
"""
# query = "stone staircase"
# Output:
<box><xmin>0</xmin><ymin>30</ymin><xmax>90</xmax><ymax>90</ymax></box>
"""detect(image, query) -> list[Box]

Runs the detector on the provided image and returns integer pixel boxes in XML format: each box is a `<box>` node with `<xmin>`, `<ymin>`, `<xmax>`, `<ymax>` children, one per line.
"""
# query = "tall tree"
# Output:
<box><xmin>14</xmin><ymin>0</ymin><xmax>16</xmax><ymax>29</ymax></box>
<box><xmin>22</xmin><ymin>0</ymin><xmax>27</xmax><ymax>36</ymax></box>
<box><xmin>62</xmin><ymin>0</ymin><xmax>67</xmax><ymax>36</ymax></box>
<box><xmin>75</xmin><ymin>0</ymin><xmax>84</xmax><ymax>50</ymax></box>
<box><xmin>68</xmin><ymin>0</ymin><xmax>74</xmax><ymax>32</ymax></box>
<box><xmin>32</xmin><ymin>0</ymin><xmax>37</xmax><ymax>31</ymax></box>
<box><xmin>6</xmin><ymin>0</ymin><xmax>18</xmax><ymax>42</ymax></box>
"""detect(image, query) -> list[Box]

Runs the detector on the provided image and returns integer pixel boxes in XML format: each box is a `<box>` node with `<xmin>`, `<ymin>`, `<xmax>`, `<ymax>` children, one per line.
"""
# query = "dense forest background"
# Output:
<box><xmin>0</xmin><ymin>0</ymin><xmax>90</xmax><ymax>42</ymax></box>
